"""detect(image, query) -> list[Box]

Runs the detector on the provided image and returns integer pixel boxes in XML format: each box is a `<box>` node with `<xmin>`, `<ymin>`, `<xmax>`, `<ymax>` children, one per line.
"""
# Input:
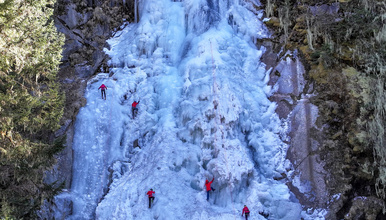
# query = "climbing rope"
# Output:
<box><xmin>210</xmin><ymin>40</ymin><xmax>238</xmax><ymax>219</ymax></box>
<box><xmin>94</xmin><ymin>80</ymin><xmax>114</xmax><ymax>219</ymax></box>
<box><xmin>134</xmin><ymin>54</ymin><xmax>142</xmax><ymax>138</ymax></box>
<box><xmin>102</xmin><ymin>80</ymin><xmax>114</xmax><ymax>201</ymax></box>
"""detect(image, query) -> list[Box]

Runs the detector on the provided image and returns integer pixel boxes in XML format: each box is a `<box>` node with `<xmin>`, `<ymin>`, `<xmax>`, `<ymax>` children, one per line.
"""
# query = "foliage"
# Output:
<box><xmin>0</xmin><ymin>0</ymin><xmax>65</xmax><ymax>218</ymax></box>
<box><xmin>305</xmin><ymin>1</ymin><xmax>385</xmax><ymax>72</ymax></box>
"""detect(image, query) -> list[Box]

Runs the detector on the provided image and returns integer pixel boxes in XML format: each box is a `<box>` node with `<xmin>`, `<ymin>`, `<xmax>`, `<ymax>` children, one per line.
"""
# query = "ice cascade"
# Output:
<box><xmin>54</xmin><ymin>0</ymin><xmax>310</xmax><ymax>219</ymax></box>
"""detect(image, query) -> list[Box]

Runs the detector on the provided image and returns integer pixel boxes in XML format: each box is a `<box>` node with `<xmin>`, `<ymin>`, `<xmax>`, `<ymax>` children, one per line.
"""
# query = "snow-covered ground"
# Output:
<box><xmin>56</xmin><ymin>0</ymin><xmax>326</xmax><ymax>219</ymax></box>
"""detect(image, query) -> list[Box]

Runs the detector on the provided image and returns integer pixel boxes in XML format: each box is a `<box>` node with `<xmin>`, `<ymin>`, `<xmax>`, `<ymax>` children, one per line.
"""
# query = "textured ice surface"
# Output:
<box><xmin>54</xmin><ymin>0</ymin><xmax>326</xmax><ymax>219</ymax></box>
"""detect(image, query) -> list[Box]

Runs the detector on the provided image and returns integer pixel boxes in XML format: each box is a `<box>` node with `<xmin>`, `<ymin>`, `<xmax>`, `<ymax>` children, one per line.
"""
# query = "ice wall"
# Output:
<box><xmin>55</xmin><ymin>0</ymin><xmax>313</xmax><ymax>219</ymax></box>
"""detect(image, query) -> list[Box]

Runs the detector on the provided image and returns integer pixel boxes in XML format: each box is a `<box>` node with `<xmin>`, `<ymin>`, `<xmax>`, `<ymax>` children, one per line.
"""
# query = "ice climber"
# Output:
<box><xmin>204</xmin><ymin>177</ymin><xmax>215</xmax><ymax>201</ymax></box>
<box><xmin>98</xmin><ymin>84</ymin><xmax>107</xmax><ymax>100</ymax></box>
<box><xmin>132</xmin><ymin>100</ymin><xmax>140</xmax><ymax>118</ymax></box>
<box><xmin>242</xmin><ymin>205</ymin><xmax>250</xmax><ymax>220</ymax></box>
<box><xmin>147</xmin><ymin>188</ymin><xmax>155</xmax><ymax>208</ymax></box>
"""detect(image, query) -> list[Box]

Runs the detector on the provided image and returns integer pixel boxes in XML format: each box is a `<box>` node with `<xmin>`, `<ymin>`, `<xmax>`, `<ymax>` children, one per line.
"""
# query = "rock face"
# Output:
<box><xmin>261</xmin><ymin>0</ymin><xmax>386</xmax><ymax>219</ymax></box>
<box><xmin>261</xmin><ymin>42</ymin><xmax>328</xmax><ymax>210</ymax></box>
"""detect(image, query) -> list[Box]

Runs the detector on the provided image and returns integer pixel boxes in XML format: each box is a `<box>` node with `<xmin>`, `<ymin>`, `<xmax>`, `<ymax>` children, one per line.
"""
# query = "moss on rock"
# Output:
<box><xmin>262</xmin><ymin>0</ymin><xmax>386</xmax><ymax>218</ymax></box>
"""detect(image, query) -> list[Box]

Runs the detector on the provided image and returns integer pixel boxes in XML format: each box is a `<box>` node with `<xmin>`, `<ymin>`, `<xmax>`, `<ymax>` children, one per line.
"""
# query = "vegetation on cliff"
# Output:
<box><xmin>263</xmin><ymin>0</ymin><xmax>385</xmax><ymax>218</ymax></box>
<box><xmin>0</xmin><ymin>0</ymin><xmax>65</xmax><ymax>218</ymax></box>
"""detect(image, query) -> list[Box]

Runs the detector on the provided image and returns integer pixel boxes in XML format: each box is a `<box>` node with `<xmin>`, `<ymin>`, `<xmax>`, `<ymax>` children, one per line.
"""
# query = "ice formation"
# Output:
<box><xmin>53</xmin><ymin>0</ymin><xmax>326</xmax><ymax>219</ymax></box>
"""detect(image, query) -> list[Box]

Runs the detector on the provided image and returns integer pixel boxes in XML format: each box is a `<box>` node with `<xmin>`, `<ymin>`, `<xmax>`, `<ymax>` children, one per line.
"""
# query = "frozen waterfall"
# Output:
<box><xmin>53</xmin><ymin>0</ymin><xmax>323</xmax><ymax>219</ymax></box>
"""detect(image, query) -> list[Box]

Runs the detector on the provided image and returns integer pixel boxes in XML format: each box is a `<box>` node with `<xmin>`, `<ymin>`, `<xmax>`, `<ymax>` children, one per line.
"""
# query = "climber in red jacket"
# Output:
<box><xmin>204</xmin><ymin>177</ymin><xmax>215</xmax><ymax>201</ymax></box>
<box><xmin>242</xmin><ymin>205</ymin><xmax>250</xmax><ymax>220</ymax></box>
<box><xmin>98</xmin><ymin>84</ymin><xmax>107</xmax><ymax>100</ymax></box>
<box><xmin>146</xmin><ymin>188</ymin><xmax>155</xmax><ymax>208</ymax></box>
<box><xmin>132</xmin><ymin>100</ymin><xmax>140</xmax><ymax>118</ymax></box>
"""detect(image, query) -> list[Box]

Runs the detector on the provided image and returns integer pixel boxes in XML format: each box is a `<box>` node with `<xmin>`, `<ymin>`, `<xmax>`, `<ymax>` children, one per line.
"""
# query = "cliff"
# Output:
<box><xmin>261</xmin><ymin>0</ymin><xmax>386</xmax><ymax>219</ymax></box>
<box><xmin>46</xmin><ymin>0</ymin><xmax>386</xmax><ymax>219</ymax></box>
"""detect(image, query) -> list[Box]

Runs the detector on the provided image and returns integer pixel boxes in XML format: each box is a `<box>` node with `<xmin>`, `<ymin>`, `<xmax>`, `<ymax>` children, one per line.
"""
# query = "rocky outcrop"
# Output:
<box><xmin>261</xmin><ymin>40</ymin><xmax>328</xmax><ymax>211</ymax></box>
<box><xmin>261</xmin><ymin>0</ymin><xmax>386</xmax><ymax>219</ymax></box>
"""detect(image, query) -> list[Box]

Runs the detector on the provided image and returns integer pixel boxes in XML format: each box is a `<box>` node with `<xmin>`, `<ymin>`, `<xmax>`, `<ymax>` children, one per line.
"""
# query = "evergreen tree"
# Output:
<box><xmin>0</xmin><ymin>0</ymin><xmax>65</xmax><ymax>218</ymax></box>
